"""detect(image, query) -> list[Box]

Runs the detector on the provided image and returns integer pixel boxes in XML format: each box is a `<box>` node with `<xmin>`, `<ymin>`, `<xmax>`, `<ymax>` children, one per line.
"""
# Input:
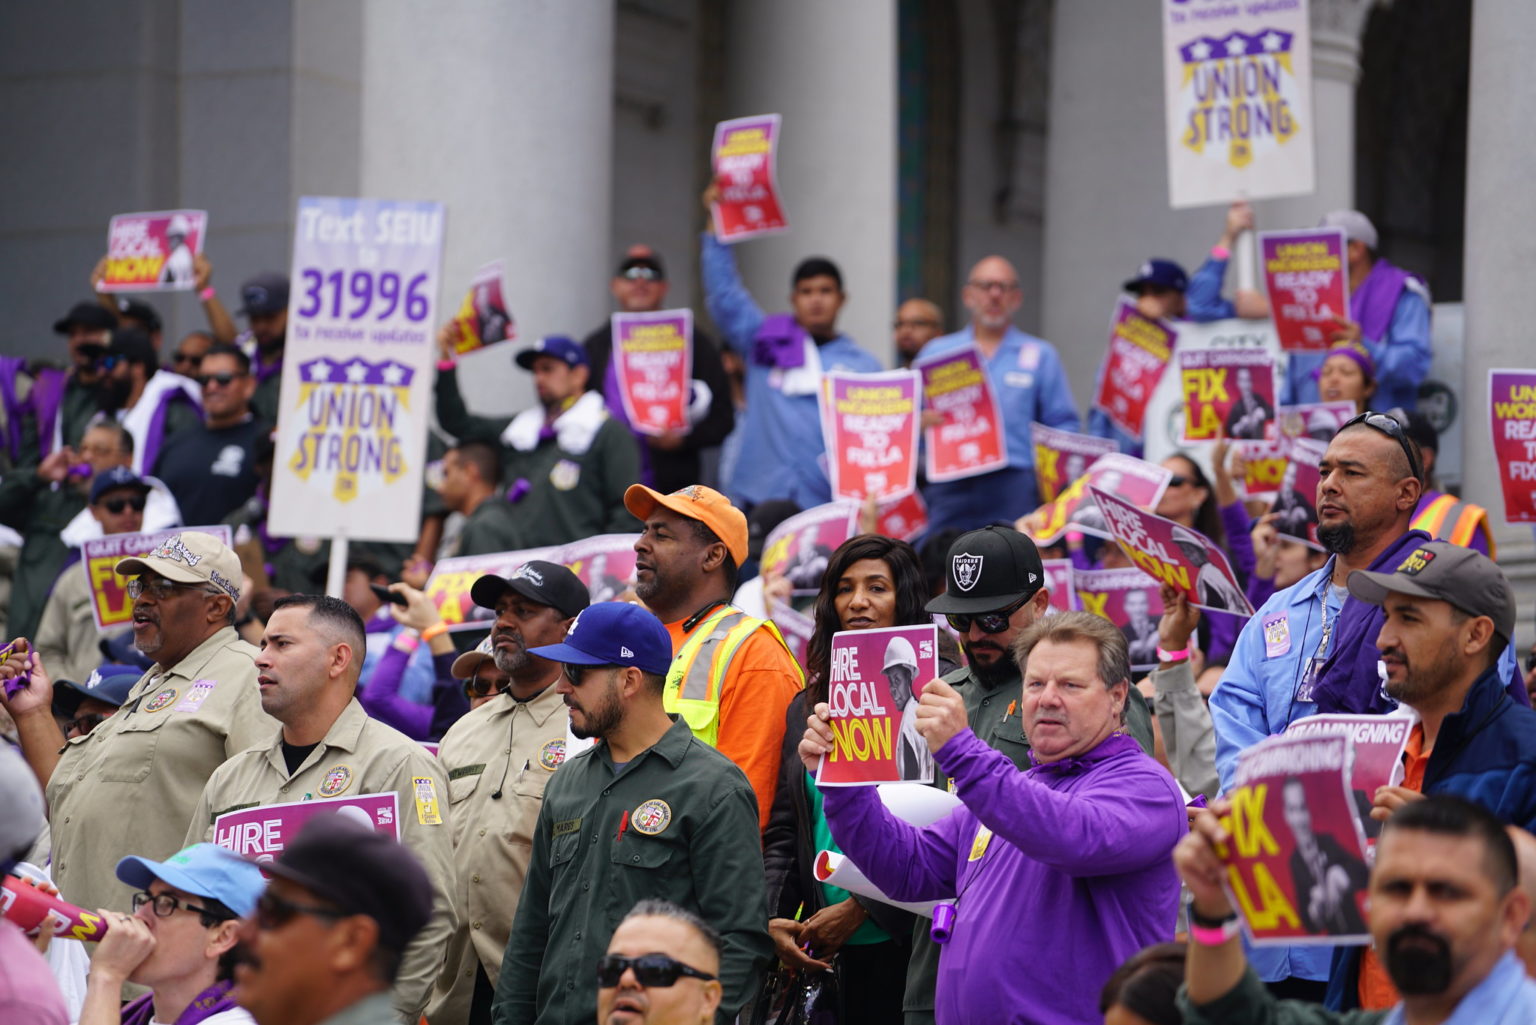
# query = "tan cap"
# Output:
<box><xmin>450</xmin><ymin>636</ymin><xmax>497</xmax><ymax>679</ymax></box>
<box><xmin>115</xmin><ymin>532</ymin><xmax>242</xmax><ymax>602</ymax></box>
<box><xmin>624</xmin><ymin>483</ymin><xmax>749</xmax><ymax>566</ymax></box>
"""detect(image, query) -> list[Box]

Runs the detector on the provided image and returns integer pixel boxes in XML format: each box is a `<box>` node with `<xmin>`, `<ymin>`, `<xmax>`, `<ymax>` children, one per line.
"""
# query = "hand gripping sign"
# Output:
<box><xmin>446</xmin><ymin>260</ymin><xmax>515</xmax><ymax>356</ymax></box>
<box><xmin>1089</xmin><ymin>486</ymin><xmax>1253</xmax><ymax>616</ymax></box>
<box><xmin>820</xmin><ymin>370</ymin><xmax>921</xmax><ymax>503</ymax></box>
<box><xmin>101</xmin><ymin>209</ymin><xmax>208</xmax><ymax>292</ymax></box>
<box><xmin>1283</xmin><ymin>714</ymin><xmax>1410</xmax><ymax>842</ymax></box>
<box><xmin>816</xmin><ymin>625</ymin><xmax>941</xmax><ymax>787</ymax></box>
<box><xmin>612</xmin><ymin>310</ymin><xmax>694</xmax><ymax>436</ymax></box>
<box><xmin>711</xmin><ymin>114</ymin><xmax>788</xmax><ymax>242</ymax></box>
<box><xmin>1022</xmin><ymin>453</ymin><xmax>1173</xmax><ymax>547</ymax></box>
<box><xmin>1259</xmin><ymin>228</ymin><xmax>1350</xmax><ymax>353</ymax></box>
<box><xmin>916</xmin><ymin>346</ymin><xmax>1009</xmax><ymax>482</ymax></box>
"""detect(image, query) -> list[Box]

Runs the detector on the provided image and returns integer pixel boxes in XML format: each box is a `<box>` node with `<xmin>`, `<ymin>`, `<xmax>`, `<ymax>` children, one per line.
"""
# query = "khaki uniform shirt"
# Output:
<box><xmin>33</xmin><ymin>561</ymin><xmax>101</xmax><ymax>688</ymax></box>
<box><xmin>495</xmin><ymin>718</ymin><xmax>772</xmax><ymax>1025</ymax></box>
<box><xmin>47</xmin><ymin>627</ymin><xmax>270</xmax><ymax>915</ymax></box>
<box><xmin>427</xmin><ymin>682</ymin><xmax>569</xmax><ymax>1024</ymax></box>
<box><xmin>186</xmin><ymin>698</ymin><xmax>458</xmax><ymax>1025</ymax></box>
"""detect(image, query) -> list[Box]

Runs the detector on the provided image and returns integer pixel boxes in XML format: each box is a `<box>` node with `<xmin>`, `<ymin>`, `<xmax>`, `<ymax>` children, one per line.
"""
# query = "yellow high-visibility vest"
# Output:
<box><xmin>1412</xmin><ymin>493</ymin><xmax>1496</xmax><ymax>557</ymax></box>
<box><xmin>663</xmin><ymin>605</ymin><xmax>803</xmax><ymax>746</ymax></box>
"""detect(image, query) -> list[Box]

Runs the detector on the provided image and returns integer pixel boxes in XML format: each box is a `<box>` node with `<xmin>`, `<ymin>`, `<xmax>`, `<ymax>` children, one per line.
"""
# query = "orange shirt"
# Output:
<box><xmin>666</xmin><ymin>616</ymin><xmax>804</xmax><ymax>831</ymax></box>
<box><xmin>1358</xmin><ymin>723</ymin><xmax>1429</xmax><ymax>1010</ymax></box>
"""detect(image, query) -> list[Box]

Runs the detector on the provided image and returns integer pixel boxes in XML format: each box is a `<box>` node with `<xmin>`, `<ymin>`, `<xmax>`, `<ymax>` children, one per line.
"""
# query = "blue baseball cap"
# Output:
<box><xmin>55</xmin><ymin>663</ymin><xmax>141</xmax><ymax>712</ymax></box>
<box><xmin>89</xmin><ymin>466</ymin><xmax>151</xmax><ymax>505</ymax></box>
<box><xmin>1123</xmin><ymin>258</ymin><xmax>1189</xmax><ymax>294</ymax></box>
<box><xmin>514</xmin><ymin>335</ymin><xmax>587</xmax><ymax>370</ymax></box>
<box><xmin>116</xmin><ymin>842</ymin><xmax>268</xmax><ymax>918</ymax></box>
<box><xmin>529</xmin><ymin>601</ymin><xmax>673</xmax><ymax>676</ymax></box>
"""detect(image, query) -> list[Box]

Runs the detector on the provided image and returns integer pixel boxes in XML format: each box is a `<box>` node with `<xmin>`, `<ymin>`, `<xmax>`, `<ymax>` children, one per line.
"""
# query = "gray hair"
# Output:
<box><xmin>620</xmin><ymin>899</ymin><xmax>722</xmax><ymax>959</ymax></box>
<box><xmin>1012</xmin><ymin>610</ymin><xmax>1131</xmax><ymax>694</ymax></box>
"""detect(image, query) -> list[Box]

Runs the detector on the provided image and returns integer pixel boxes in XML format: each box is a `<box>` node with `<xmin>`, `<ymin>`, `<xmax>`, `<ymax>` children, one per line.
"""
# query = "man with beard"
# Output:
<box><xmin>0</xmin><ymin>532</ymin><xmax>271</xmax><ymax>922</ymax></box>
<box><xmin>624</xmin><ymin>483</ymin><xmax>803</xmax><ymax>830</ymax></box>
<box><xmin>916</xmin><ymin>256</ymin><xmax>1080</xmax><ymax>533</ymax></box>
<box><xmin>494</xmin><ymin>602</ymin><xmax>771</xmax><ymax>1025</ymax></box>
<box><xmin>185</xmin><ymin>594</ymin><xmax>455</xmax><ymax>1024</ymax></box>
<box><xmin>95</xmin><ymin>328</ymin><xmax>202</xmax><ymax>474</ymax></box>
<box><xmin>234</xmin><ymin>272</ymin><xmax>289</xmax><ymax>425</ymax></box>
<box><xmin>1176</xmin><ymin>795</ymin><xmax>1536</xmax><ymax>1024</ymax></box>
<box><xmin>428</xmin><ymin>561</ymin><xmax>590</xmax><ymax>1025</ymax></box>
<box><xmin>1321</xmin><ymin>542</ymin><xmax>1536</xmax><ymax>1010</ymax></box>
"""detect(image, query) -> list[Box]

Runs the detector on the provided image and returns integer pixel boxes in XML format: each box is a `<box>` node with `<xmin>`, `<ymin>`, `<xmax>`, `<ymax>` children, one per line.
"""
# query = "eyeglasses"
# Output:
<box><xmin>253</xmin><ymin>891</ymin><xmax>348</xmax><ymax>931</ymax></box>
<box><xmin>99</xmin><ymin>495</ymin><xmax>147</xmax><ymax>514</ymax></box>
<box><xmin>133</xmin><ymin>890</ymin><xmax>220</xmax><ymax>920</ymax></box>
<box><xmin>197</xmin><ymin>371</ymin><xmax>244</xmax><ymax>388</ymax></box>
<box><xmin>463</xmin><ymin>674</ymin><xmax>508</xmax><ymax>700</ymax></box>
<box><xmin>945</xmin><ymin>592</ymin><xmax>1034</xmax><ymax>634</ymax></box>
<box><xmin>596</xmin><ymin>953</ymin><xmax>717</xmax><ymax>988</ymax></box>
<box><xmin>966</xmin><ymin>279</ymin><xmax>1019</xmax><ymax>294</ymax></box>
<box><xmin>620</xmin><ymin>266</ymin><xmax>661</xmax><ymax>282</ymax></box>
<box><xmin>126</xmin><ymin>577</ymin><xmax>202</xmax><ymax>601</ymax></box>
<box><xmin>1341</xmin><ymin>411</ymin><xmax>1424</xmax><ymax>483</ymax></box>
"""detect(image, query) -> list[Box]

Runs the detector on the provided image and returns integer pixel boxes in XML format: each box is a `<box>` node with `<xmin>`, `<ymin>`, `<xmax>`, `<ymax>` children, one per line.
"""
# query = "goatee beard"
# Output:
<box><xmin>1317</xmin><ymin>522</ymin><xmax>1356</xmax><ymax>555</ymax></box>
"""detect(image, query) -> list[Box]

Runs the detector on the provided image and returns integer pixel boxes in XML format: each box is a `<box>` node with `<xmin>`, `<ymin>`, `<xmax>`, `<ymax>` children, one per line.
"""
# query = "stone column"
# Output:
<box><xmin>358</xmin><ymin>1</ymin><xmax>616</xmax><ymax>415</ymax></box>
<box><xmin>722</xmin><ymin>0</ymin><xmax>899</xmax><ymax>366</ymax></box>
<box><xmin>1461</xmin><ymin>0</ymin><xmax>1536</xmax><ymax>644</ymax></box>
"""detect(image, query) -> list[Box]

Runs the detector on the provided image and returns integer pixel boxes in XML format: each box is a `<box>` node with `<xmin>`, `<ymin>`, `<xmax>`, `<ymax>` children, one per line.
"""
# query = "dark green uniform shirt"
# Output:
<box><xmin>453</xmin><ymin>495</ymin><xmax>524</xmax><ymax>557</ymax></box>
<box><xmin>495</xmin><ymin>717</ymin><xmax>772</xmax><ymax>1025</ymax></box>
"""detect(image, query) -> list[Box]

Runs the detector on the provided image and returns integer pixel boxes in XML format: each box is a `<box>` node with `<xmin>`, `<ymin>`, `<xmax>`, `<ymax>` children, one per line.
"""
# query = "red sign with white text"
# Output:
<box><xmin>1490</xmin><ymin>369</ymin><xmax>1536</xmax><ymax>522</ymax></box>
<box><xmin>612</xmin><ymin>310</ymin><xmax>693</xmax><ymax>435</ymax></box>
<box><xmin>821</xmin><ymin>371</ymin><xmax>921</xmax><ymax>502</ymax></box>
<box><xmin>1093</xmin><ymin>300</ymin><xmax>1177</xmax><ymax>438</ymax></box>
<box><xmin>1260</xmin><ymin>228</ymin><xmax>1349</xmax><ymax>352</ymax></box>
<box><xmin>711</xmin><ymin>114</ymin><xmax>789</xmax><ymax>242</ymax></box>
<box><xmin>917</xmin><ymin>346</ymin><xmax>1009</xmax><ymax>482</ymax></box>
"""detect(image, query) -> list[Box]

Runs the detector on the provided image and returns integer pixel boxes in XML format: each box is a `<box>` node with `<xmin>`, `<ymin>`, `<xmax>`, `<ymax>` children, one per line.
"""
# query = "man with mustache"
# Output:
<box><xmin>0</xmin><ymin>532</ymin><xmax>271</xmax><ymax>923</ymax></box>
<box><xmin>1176</xmin><ymin>795</ymin><xmax>1536</xmax><ymax>1024</ymax></box>
<box><xmin>428</xmin><ymin>561</ymin><xmax>589</xmax><ymax>1025</ymax></box>
<box><xmin>495</xmin><ymin>601</ymin><xmax>771</xmax><ymax>1025</ymax></box>
<box><xmin>184</xmin><ymin>594</ymin><xmax>456</xmax><ymax>1024</ymax></box>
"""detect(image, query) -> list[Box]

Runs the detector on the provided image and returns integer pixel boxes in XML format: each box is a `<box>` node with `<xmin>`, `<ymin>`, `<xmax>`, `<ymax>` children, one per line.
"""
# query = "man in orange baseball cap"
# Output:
<box><xmin>624</xmin><ymin>484</ymin><xmax>804</xmax><ymax>830</ymax></box>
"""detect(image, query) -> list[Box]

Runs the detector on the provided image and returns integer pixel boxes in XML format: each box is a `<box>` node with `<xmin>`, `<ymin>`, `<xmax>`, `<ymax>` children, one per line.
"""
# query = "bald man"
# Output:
<box><xmin>1510</xmin><ymin>825</ymin><xmax>1536</xmax><ymax>977</ymax></box>
<box><xmin>916</xmin><ymin>255</ymin><xmax>1079</xmax><ymax>533</ymax></box>
<box><xmin>894</xmin><ymin>298</ymin><xmax>944</xmax><ymax>368</ymax></box>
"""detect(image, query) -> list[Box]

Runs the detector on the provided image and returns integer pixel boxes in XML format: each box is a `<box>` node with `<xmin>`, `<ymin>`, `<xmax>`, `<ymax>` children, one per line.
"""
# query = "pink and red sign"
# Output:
<box><xmin>1030</xmin><ymin>423</ymin><xmax>1118</xmax><ymax>505</ymax></box>
<box><xmin>612</xmin><ymin>310</ymin><xmax>693</xmax><ymax>435</ymax></box>
<box><xmin>1024</xmin><ymin>453</ymin><xmax>1172</xmax><ymax>546</ymax></box>
<box><xmin>560</xmin><ymin>534</ymin><xmax>641</xmax><ymax>604</ymax></box>
<box><xmin>1090</xmin><ymin>486</ymin><xmax>1253</xmax><ymax>615</ymax></box>
<box><xmin>1074</xmin><ymin>568</ymin><xmax>1165</xmax><ymax>670</ymax></box>
<box><xmin>1284</xmin><ymin>714</ymin><xmax>1410</xmax><ymax>841</ymax></box>
<box><xmin>916</xmin><ymin>346</ymin><xmax>1009</xmax><ymax>482</ymax></box>
<box><xmin>821</xmin><ymin>371</ymin><xmax>921</xmax><ymax>502</ymax></box>
<box><xmin>446</xmin><ymin>260</ymin><xmax>515</xmax><ymax>355</ymax></box>
<box><xmin>768</xmin><ymin>597</ymin><xmax>815</xmax><ymax>670</ymax></box>
<box><xmin>424</xmin><ymin>547</ymin><xmax>559</xmax><ymax>632</ymax></box>
<box><xmin>762</xmin><ymin>503</ymin><xmax>859</xmax><ymax>595</ymax></box>
<box><xmin>101</xmin><ymin>209</ymin><xmax>208</xmax><ymax>292</ymax></box>
<box><xmin>1093</xmin><ymin>300</ymin><xmax>1177</xmax><ymax>439</ymax></box>
<box><xmin>875</xmin><ymin>490</ymin><xmax>928</xmax><ymax>542</ymax></box>
<box><xmin>1277</xmin><ymin>401</ymin><xmax>1356</xmax><ymax>443</ymax></box>
<box><xmin>1268</xmin><ymin>436</ymin><xmax>1325</xmax><ymax>549</ymax></box>
<box><xmin>711</xmin><ymin>114</ymin><xmax>788</xmax><ymax>242</ymax></box>
<box><xmin>1179</xmin><ymin>349</ymin><xmax>1277</xmax><ymax>442</ymax></box>
<box><xmin>1489</xmin><ymin>369</ymin><xmax>1536</xmax><ymax>523</ymax></box>
<box><xmin>1259</xmin><ymin>228</ymin><xmax>1350</xmax><ymax>352</ymax></box>
<box><xmin>1223</xmin><ymin>733</ymin><xmax>1372</xmax><ymax>945</ymax></box>
<box><xmin>1041</xmin><ymin>559</ymin><xmax>1077</xmax><ymax>615</ymax></box>
<box><xmin>213</xmin><ymin>793</ymin><xmax>400</xmax><ymax>861</ymax></box>
<box><xmin>816</xmin><ymin>625</ymin><xmax>940</xmax><ymax>787</ymax></box>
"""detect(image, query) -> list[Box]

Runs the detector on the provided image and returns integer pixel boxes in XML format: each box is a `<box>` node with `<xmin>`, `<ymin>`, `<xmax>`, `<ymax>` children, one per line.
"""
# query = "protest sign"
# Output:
<box><xmin>762</xmin><ymin>503</ymin><xmax>859</xmax><ymax>595</ymax></box>
<box><xmin>1179</xmin><ymin>349</ymin><xmax>1277</xmax><ymax>442</ymax></box>
<box><xmin>1093</xmin><ymin>301</ymin><xmax>1177</xmax><ymax>439</ymax></box>
<box><xmin>768</xmin><ymin>596</ymin><xmax>815</xmax><ymax>669</ymax></box>
<box><xmin>875</xmin><ymin>490</ymin><xmax>927</xmax><ymax>542</ymax></box>
<box><xmin>821</xmin><ymin>371</ymin><xmax>921</xmax><ymax>502</ymax></box>
<box><xmin>1284</xmin><ymin>714</ymin><xmax>1410</xmax><ymax>840</ymax></box>
<box><xmin>1075</xmin><ymin>568</ymin><xmax>1165</xmax><ymax>670</ymax></box>
<box><xmin>1031</xmin><ymin>423</ymin><xmax>1118</xmax><ymax>505</ymax></box>
<box><xmin>1238</xmin><ymin>435</ymin><xmax>1289</xmax><ymax>500</ymax></box>
<box><xmin>611</xmin><ymin>310</ymin><xmax>693</xmax><ymax>436</ymax></box>
<box><xmin>1090</xmin><ymin>487</ymin><xmax>1253</xmax><ymax>616</ymax></box>
<box><xmin>1489</xmin><ymin>369</ymin><xmax>1536</xmax><ymax>522</ymax></box>
<box><xmin>1024</xmin><ymin>453</ymin><xmax>1173</xmax><ymax>546</ymax></box>
<box><xmin>817</xmin><ymin>625</ymin><xmax>939</xmax><ymax>787</ymax></box>
<box><xmin>560</xmin><ymin>534</ymin><xmax>641</xmax><ymax>603</ymax></box>
<box><xmin>101</xmin><ymin>210</ymin><xmax>208</xmax><ymax>292</ymax></box>
<box><xmin>1041</xmin><ymin>559</ymin><xmax>1076</xmax><ymax>615</ymax></box>
<box><xmin>1277</xmin><ymin>401</ymin><xmax>1356</xmax><ymax>443</ymax></box>
<box><xmin>445</xmin><ymin>260</ymin><xmax>514</xmax><ymax>356</ymax></box>
<box><xmin>213</xmin><ymin>793</ymin><xmax>400</xmax><ymax>862</ymax></box>
<box><xmin>82</xmin><ymin>525</ymin><xmax>234</xmax><ymax>630</ymax></box>
<box><xmin>1221</xmin><ymin>732</ymin><xmax>1372</xmax><ymax>945</ymax></box>
<box><xmin>1161</xmin><ymin>0</ymin><xmax>1315</xmax><ymax>209</ymax></box>
<box><xmin>1143</xmin><ymin>318</ymin><xmax>1284</xmax><ymax>469</ymax></box>
<box><xmin>1268</xmin><ymin>437</ymin><xmax>1325</xmax><ymax>548</ymax></box>
<box><xmin>268</xmin><ymin>197</ymin><xmax>445</xmax><ymax>543</ymax></box>
<box><xmin>1260</xmin><ymin>228</ymin><xmax>1349</xmax><ymax>352</ymax></box>
<box><xmin>916</xmin><ymin>346</ymin><xmax>1009</xmax><ymax>482</ymax></box>
<box><xmin>424</xmin><ymin>547</ymin><xmax>558</xmax><ymax>632</ymax></box>
<box><xmin>711</xmin><ymin>113</ymin><xmax>788</xmax><ymax>242</ymax></box>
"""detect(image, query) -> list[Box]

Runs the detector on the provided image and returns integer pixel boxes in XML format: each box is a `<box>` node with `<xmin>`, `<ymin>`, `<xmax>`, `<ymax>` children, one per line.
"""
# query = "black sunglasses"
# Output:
<box><xmin>463</xmin><ymin>674</ymin><xmax>508</xmax><ymax>700</ymax></box>
<box><xmin>945</xmin><ymin>591</ymin><xmax>1034</xmax><ymax>635</ymax></box>
<box><xmin>254</xmin><ymin>890</ymin><xmax>349</xmax><ymax>931</ymax></box>
<box><xmin>1341</xmin><ymin>411</ymin><xmax>1424</xmax><ymax>483</ymax></box>
<box><xmin>1166</xmin><ymin>474</ymin><xmax>1190</xmax><ymax>488</ymax></box>
<box><xmin>596</xmin><ymin>953</ymin><xmax>717</xmax><ymax>988</ymax></box>
<box><xmin>197</xmin><ymin>371</ymin><xmax>243</xmax><ymax>388</ymax></box>
<box><xmin>173</xmin><ymin>350</ymin><xmax>203</xmax><ymax>366</ymax></box>
<box><xmin>100</xmin><ymin>495</ymin><xmax>147</xmax><ymax>514</ymax></box>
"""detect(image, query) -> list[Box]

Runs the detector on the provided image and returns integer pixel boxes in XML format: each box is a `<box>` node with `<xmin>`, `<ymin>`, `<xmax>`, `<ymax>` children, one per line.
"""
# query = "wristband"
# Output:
<box><xmin>435</xmin><ymin>358</ymin><xmax>457</xmax><ymax>373</ymax></box>
<box><xmin>393</xmin><ymin>632</ymin><xmax>422</xmax><ymax>654</ymax></box>
<box><xmin>1210</xmin><ymin>245</ymin><xmax>1230</xmax><ymax>260</ymax></box>
<box><xmin>1188</xmin><ymin>918</ymin><xmax>1242</xmax><ymax>946</ymax></box>
<box><xmin>199</xmin><ymin>286</ymin><xmax>217</xmax><ymax>302</ymax></box>
<box><xmin>1156</xmin><ymin>646</ymin><xmax>1191</xmax><ymax>663</ymax></box>
<box><xmin>420</xmin><ymin>622</ymin><xmax>449</xmax><ymax>642</ymax></box>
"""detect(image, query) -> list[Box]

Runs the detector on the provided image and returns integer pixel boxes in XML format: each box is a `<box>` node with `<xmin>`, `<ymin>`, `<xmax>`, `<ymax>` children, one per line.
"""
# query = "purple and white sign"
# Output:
<box><xmin>213</xmin><ymin>793</ymin><xmax>399</xmax><ymax>861</ymax></box>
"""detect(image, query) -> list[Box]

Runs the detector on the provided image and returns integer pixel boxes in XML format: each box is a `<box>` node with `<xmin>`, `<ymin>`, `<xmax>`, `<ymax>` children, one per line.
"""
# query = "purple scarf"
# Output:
<box><xmin>0</xmin><ymin>357</ymin><xmax>26</xmax><ymax>463</ymax></box>
<box><xmin>752</xmin><ymin>313</ymin><xmax>807</xmax><ymax>370</ymax></box>
<box><xmin>28</xmin><ymin>366</ymin><xmax>69</xmax><ymax>459</ymax></box>
<box><xmin>120</xmin><ymin>979</ymin><xmax>238</xmax><ymax>1025</ymax></box>
<box><xmin>1350</xmin><ymin>259</ymin><xmax>1416</xmax><ymax>343</ymax></box>
<box><xmin>142</xmin><ymin>386</ymin><xmax>204</xmax><ymax>473</ymax></box>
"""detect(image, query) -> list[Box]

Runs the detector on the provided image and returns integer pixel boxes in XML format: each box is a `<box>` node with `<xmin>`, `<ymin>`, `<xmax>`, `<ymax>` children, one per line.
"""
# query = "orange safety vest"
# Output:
<box><xmin>1411</xmin><ymin>493</ymin><xmax>1496</xmax><ymax>557</ymax></box>
<box><xmin>663</xmin><ymin>605</ymin><xmax>803</xmax><ymax>746</ymax></box>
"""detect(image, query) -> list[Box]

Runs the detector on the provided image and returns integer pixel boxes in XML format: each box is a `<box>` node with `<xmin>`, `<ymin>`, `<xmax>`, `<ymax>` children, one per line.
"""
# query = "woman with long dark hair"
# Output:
<box><xmin>761</xmin><ymin>534</ymin><xmax>941</xmax><ymax>1024</ymax></box>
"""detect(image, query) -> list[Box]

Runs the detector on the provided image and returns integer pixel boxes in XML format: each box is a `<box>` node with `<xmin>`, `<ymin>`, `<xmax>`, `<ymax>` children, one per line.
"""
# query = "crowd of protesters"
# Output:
<box><xmin>0</xmin><ymin>188</ymin><xmax>1534</xmax><ymax>1025</ymax></box>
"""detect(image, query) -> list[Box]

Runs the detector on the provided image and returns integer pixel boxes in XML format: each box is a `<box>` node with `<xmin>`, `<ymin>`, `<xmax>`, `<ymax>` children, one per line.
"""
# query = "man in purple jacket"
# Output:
<box><xmin>798</xmin><ymin>611</ymin><xmax>1186</xmax><ymax>1025</ymax></box>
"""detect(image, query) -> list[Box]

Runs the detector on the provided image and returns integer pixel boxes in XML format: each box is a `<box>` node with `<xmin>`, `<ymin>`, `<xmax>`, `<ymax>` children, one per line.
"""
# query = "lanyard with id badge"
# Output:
<box><xmin>1296</xmin><ymin>586</ymin><xmax>1338</xmax><ymax>705</ymax></box>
